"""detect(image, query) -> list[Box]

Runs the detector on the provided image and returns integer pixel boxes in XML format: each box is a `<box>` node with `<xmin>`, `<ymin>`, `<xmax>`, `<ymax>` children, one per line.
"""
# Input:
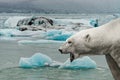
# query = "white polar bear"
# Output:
<box><xmin>59</xmin><ymin>18</ymin><xmax>120</xmax><ymax>80</ymax></box>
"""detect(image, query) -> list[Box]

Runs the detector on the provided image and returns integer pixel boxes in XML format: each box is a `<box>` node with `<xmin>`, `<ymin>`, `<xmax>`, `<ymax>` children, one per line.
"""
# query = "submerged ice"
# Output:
<box><xmin>19</xmin><ymin>53</ymin><xmax>97</xmax><ymax>69</ymax></box>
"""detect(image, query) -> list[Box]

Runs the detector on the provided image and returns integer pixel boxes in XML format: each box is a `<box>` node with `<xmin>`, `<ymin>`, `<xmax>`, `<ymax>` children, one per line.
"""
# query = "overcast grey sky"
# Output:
<box><xmin>0</xmin><ymin>0</ymin><xmax>120</xmax><ymax>13</ymax></box>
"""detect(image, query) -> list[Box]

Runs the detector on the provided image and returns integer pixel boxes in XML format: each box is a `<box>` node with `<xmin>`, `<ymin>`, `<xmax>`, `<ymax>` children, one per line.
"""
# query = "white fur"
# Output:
<box><xmin>59</xmin><ymin>18</ymin><xmax>120</xmax><ymax>67</ymax></box>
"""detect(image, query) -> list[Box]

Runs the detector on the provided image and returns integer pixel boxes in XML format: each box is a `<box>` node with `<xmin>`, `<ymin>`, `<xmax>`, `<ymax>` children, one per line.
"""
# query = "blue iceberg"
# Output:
<box><xmin>90</xmin><ymin>19</ymin><xmax>98</xmax><ymax>27</ymax></box>
<box><xmin>19</xmin><ymin>53</ymin><xmax>97</xmax><ymax>69</ymax></box>
<box><xmin>45</xmin><ymin>30</ymin><xmax>73</xmax><ymax>41</ymax></box>
<box><xmin>46</xmin><ymin>30</ymin><xmax>62</xmax><ymax>37</ymax></box>
<box><xmin>59</xmin><ymin>56</ymin><xmax>97</xmax><ymax>69</ymax></box>
<box><xmin>19</xmin><ymin>53</ymin><xmax>52</xmax><ymax>68</ymax></box>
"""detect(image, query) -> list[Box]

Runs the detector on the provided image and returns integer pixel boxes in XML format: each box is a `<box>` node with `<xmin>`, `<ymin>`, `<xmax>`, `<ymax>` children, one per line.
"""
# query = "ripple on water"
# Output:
<box><xmin>0</xmin><ymin>67</ymin><xmax>114</xmax><ymax>80</ymax></box>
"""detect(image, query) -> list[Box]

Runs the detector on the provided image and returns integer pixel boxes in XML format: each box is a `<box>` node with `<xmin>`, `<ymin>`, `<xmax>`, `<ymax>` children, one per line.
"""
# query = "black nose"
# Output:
<box><xmin>58</xmin><ymin>49</ymin><xmax>62</xmax><ymax>53</ymax></box>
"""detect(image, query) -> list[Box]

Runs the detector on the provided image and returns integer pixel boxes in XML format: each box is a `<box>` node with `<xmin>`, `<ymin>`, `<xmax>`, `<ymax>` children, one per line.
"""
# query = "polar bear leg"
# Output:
<box><xmin>106</xmin><ymin>54</ymin><xmax>120</xmax><ymax>80</ymax></box>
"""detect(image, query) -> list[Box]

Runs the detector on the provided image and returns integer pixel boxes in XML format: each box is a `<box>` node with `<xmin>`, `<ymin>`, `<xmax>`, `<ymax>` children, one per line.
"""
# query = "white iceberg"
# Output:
<box><xmin>4</xmin><ymin>16</ymin><xmax>27</xmax><ymax>28</ymax></box>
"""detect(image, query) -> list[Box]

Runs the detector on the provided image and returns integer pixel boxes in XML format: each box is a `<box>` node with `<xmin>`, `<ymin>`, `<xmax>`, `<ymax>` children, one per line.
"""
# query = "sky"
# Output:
<box><xmin>0</xmin><ymin>0</ymin><xmax>120</xmax><ymax>13</ymax></box>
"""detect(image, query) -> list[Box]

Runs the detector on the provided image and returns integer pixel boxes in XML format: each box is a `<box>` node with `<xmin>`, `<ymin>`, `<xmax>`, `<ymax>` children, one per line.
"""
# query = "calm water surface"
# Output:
<box><xmin>0</xmin><ymin>40</ymin><xmax>114</xmax><ymax>80</ymax></box>
<box><xmin>0</xmin><ymin>13</ymin><xmax>116</xmax><ymax>80</ymax></box>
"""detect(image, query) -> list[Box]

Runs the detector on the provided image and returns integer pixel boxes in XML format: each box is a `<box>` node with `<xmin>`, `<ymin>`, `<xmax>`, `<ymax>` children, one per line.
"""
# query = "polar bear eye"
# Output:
<box><xmin>68</xmin><ymin>41</ymin><xmax>72</xmax><ymax>44</ymax></box>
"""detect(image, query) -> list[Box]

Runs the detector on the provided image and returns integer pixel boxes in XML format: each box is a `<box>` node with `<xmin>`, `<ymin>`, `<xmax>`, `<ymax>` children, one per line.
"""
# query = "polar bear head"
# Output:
<box><xmin>59</xmin><ymin>29</ymin><xmax>107</xmax><ymax>62</ymax></box>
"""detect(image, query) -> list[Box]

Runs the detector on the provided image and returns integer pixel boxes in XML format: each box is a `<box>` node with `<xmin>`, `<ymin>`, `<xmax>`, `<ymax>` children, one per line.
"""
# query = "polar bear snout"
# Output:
<box><xmin>58</xmin><ymin>48</ymin><xmax>63</xmax><ymax>53</ymax></box>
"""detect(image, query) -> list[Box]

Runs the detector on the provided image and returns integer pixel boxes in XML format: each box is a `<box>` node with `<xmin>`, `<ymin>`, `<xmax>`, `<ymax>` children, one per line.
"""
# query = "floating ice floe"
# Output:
<box><xmin>53</xmin><ymin>19</ymin><xmax>94</xmax><ymax>27</ymax></box>
<box><xmin>0</xmin><ymin>29</ymin><xmax>44</xmax><ymax>37</ymax></box>
<box><xmin>32</xmin><ymin>29</ymin><xmax>74</xmax><ymax>41</ymax></box>
<box><xmin>19</xmin><ymin>53</ymin><xmax>97</xmax><ymax>69</ymax></box>
<box><xmin>0</xmin><ymin>29</ymin><xmax>19</xmax><ymax>37</ymax></box>
<box><xmin>45</xmin><ymin>30</ymin><xmax>73</xmax><ymax>41</ymax></box>
<box><xmin>59</xmin><ymin>56</ymin><xmax>97</xmax><ymax>69</ymax></box>
<box><xmin>19</xmin><ymin>53</ymin><xmax>53</xmax><ymax>68</ymax></box>
<box><xmin>0</xmin><ymin>29</ymin><xmax>73</xmax><ymax>41</ymax></box>
<box><xmin>18</xmin><ymin>40</ymin><xmax>64</xmax><ymax>44</ymax></box>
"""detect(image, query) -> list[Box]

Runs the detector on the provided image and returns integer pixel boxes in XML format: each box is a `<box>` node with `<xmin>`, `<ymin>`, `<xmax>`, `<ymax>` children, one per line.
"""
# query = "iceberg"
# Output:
<box><xmin>19</xmin><ymin>53</ymin><xmax>97</xmax><ymax>69</ymax></box>
<box><xmin>19</xmin><ymin>53</ymin><xmax>53</xmax><ymax>68</ymax></box>
<box><xmin>53</xmin><ymin>19</ymin><xmax>94</xmax><ymax>27</ymax></box>
<box><xmin>90</xmin><ymin>19</ymin><xmax>98</xmax><ymax>27</ymax></box>
<box><xmin>32</xmin><ymin>30</ymin><xmax>74</xmax><ymax>41</ymax></box>
<box><xmin>0</xmin><ymin>29</ymin><xmax>43</xmax><ymax>37</ymax></box>
<box><xmin>17</xmin><ymin>17</ymin><xmax>53</xmax><ymax>31</ymax></box>
<box><xmin>46</xmin><ymin>30</ymin><xmax>62</xmax><ymax>37</ymax></box>
<box><xmin>0</xmin><ymin>29</ymin><xmax>20</xmax><ymax>37</ymax></box>
<box><xmin>0</xmin><ymin>29</ymin><xmax>73</xmax><ymax>41</ymax></box>
<box><xmin>59</xmin><ymin>56</ymin><xmax>97</xmax><ymax>69</ymax></box>
<box><xmin>4</xmin><ymin>16</ymin><xmax>27</xmax><ymax>28</ymax></box>
<box><xmin>45</xmin><ymin>30</ymin><xmax>73</xmax><ymax>41</ymax></box>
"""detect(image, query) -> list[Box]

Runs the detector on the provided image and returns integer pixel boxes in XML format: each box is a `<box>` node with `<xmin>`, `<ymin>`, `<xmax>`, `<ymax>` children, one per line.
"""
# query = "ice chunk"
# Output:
<box><xmin>19</xmin><ymin>53</ymin><xmax>97</xmax><ymax>69</ymax></box>
<box><xmin>53</xmin><ymin>19</ymin><xmax>93</xmax><ymax>27</ymax></box>
<box><xmin>4</xmin><ymin>16</ymin><xmax>27</xmax><ymax>28</ymax></box>
<box><xmin>19</xmin><ymin>58</ymin><xmax>33</xmax><ymax>68</ymax></box>
<box><xmin>0</xmin><ymin>29</ymin><xmax>20</xmax><ymax>37</ymax></box>
<box><xmin>59</xmin><ymin>56</ymin><xmax>97</xmax><ymax>69</ymax></box>
<box><xmin>90</xmin><ymin>19</ymin><xmax>98</xmax><ymax>27</ymax></box>
<box><xmin>50</xmin><ymin>61</ymin><xmax>63</xmax><ymax>67</ymax></box>
<box><xmin>46</xmin><ymin>30</ymin><xmax>62</xmax><ymax>37</ymax></box>
<box><xmin>19</xmin><ymin>53</ymin><xmax>52</xmax><ymax>68</ymax></box>
<box><xmin>45</xmin><ymin>30</ymin><xmax>73</xmax><ymax>41</ymax></box>
<box><xmin>0</xmin><ymin>29</ymin><xmax>72</xmax><ymax>41</ymax></box>
<box><xmin>0</xmin><ymin>29</ymin><xmax>43</xmax><ymax>37</ymax></box>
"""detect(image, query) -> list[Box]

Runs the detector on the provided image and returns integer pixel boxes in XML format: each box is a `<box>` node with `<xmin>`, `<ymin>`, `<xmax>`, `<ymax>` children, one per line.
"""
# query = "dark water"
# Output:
<box><xmin>0</xmin><ymin>40</ymin><xmax>114</xmax><ymax>80</ymax></box>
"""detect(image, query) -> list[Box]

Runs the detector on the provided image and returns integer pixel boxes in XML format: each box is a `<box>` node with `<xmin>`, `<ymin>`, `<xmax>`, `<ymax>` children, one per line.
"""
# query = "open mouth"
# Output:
<box><xmin>70</xmin><ymin>53</ymin><xmax>75</xmax><ymax>62</ymax></box>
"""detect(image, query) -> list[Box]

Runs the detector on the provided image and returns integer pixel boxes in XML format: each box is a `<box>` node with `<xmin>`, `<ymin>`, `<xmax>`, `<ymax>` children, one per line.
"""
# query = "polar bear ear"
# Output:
<box><xmin>84</xmin><ymin>34</ymin><xmax>91</xmax><ymax>42</ymax></box>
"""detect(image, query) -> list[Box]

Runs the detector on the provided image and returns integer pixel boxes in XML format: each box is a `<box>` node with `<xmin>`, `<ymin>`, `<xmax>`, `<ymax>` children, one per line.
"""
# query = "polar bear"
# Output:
<box><xmin>59</xmin><ymin>18</ymin><xmax>120</xmax><ymax>80</ymax></box>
